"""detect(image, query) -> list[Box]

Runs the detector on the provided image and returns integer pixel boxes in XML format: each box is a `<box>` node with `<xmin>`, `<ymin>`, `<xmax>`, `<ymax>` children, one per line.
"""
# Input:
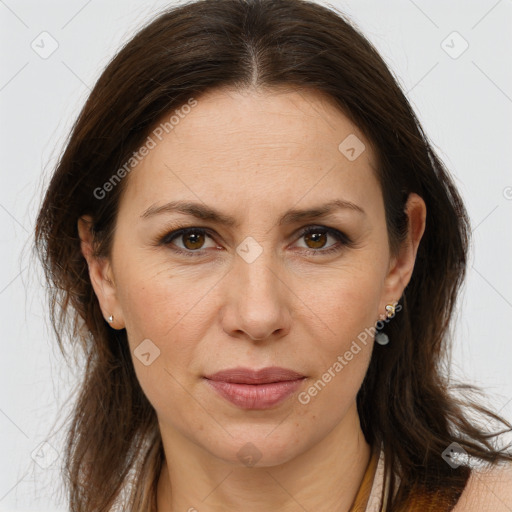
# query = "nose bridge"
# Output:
<box><xmin>223</xmin><ymin>236</ymin><xmax>291</xmax><ymax>340</ymax></box>
<box><xmin>234</xmin><ymin>236</ymin><xmax>281</xmax><ymax>303</ymax></box>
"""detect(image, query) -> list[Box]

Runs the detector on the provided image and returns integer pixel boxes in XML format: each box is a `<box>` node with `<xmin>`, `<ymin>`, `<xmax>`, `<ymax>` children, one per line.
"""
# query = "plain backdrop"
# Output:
<box><xmin>0</xmin><ymin>0</ymin><xmax>511</xmax><ymax>510</ymax></box>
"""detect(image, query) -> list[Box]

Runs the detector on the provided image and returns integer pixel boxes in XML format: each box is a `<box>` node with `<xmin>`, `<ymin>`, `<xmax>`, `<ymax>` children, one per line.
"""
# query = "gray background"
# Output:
<box><xmin>1</xmin><ymin>0</ymin><xmax>511</xmax><ymax>510</ymax></box>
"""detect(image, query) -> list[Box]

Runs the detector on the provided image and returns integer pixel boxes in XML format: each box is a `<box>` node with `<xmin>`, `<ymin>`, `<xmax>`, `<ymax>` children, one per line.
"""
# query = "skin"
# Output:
<box><xmin>78</xmin><ymin>86</ymin><xmax>428</xmax><ymax>511</ymax></box>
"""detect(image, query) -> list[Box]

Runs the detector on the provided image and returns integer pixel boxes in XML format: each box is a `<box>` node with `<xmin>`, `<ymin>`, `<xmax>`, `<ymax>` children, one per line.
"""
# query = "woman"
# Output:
<box><xmin>34</xmin><ymin>0</ymin><xmax>512</xmax><ymax>510</ymax></box>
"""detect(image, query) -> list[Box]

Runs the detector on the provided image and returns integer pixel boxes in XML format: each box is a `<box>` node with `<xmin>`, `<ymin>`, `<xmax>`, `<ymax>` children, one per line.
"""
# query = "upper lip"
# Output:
<box><xmin>204</xmin><ymin>366</ymin><xmax>305</xmax><ymax>384</ymax></box>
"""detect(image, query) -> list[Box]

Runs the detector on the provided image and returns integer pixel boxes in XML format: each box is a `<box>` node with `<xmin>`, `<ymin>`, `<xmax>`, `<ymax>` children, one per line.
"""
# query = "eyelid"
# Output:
<box><xmin>297</xmin><ymin>225</ymin><xmax>353</xmax><ymax>246</ymax></box>
<box><xmin>157</xmin><ymin>223</ymin><xmax>353</xmax><ymax>256</ymax></box>
<box><xmin>160</xmin><ymin>227</ymin><xmax>219</xmax><ymax>252</ymax></box>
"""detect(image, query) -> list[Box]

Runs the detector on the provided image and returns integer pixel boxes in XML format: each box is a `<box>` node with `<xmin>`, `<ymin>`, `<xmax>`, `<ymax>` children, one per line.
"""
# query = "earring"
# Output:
<box><xmin>385</xmin><ymin>303</ymin><xmax>396</xmax><ymax>318</ymax></box>
<box><xmin>375</xmin><ymin>330</ymin><xmax>389</xmax><ymax>346</ymax></box>
<box><xmin>375</xmin><ymin>302</ymin><xmax>398</xmax><ymax>346</ymax></box>
<box><xmin>108</xmin><ymin>315</ymin><xmax>114</xmax><ymax>323</ymax></box>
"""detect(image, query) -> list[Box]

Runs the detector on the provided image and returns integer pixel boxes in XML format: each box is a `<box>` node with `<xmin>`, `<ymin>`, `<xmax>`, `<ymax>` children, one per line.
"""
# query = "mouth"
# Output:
<box><xmin>203</xmin><ymin>366</ymin><xmax>306</xmax><ymax>410</ymax></box>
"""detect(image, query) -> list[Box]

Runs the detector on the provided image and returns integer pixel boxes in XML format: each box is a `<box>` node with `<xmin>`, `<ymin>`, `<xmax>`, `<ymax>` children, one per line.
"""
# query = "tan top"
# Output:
<box><xmin>357</xmin><ymin>445</ymin><xmax>470</xmax><ymax>512</ymax></box>
<box><xmin>364</xmin><ymin>446</ymin><xmax>393</xmax><ymax>512</ymax></box>
<box><xmin>347</xmin><ymin>444</ymin><xmax>392</xmax><ymax>512</ymax></box>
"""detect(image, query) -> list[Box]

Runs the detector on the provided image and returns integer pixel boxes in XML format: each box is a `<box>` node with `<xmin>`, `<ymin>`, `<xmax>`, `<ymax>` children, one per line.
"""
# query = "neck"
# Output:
<box><xmin>157</xmin><ymin>401</ymin><xmax>371</xmax><ymax>512</ymax></box>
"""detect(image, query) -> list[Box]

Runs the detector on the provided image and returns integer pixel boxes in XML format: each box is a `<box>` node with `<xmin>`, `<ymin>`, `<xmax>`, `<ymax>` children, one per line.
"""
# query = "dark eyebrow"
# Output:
<box><xmin>140</xmin><ymin>199</ymin><xmax>365</xmax><ymax>226</ymax></box>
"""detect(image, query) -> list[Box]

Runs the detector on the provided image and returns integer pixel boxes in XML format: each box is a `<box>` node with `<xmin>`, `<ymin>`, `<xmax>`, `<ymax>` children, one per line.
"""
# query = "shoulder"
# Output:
<box><xmin>453</xmin><ymin>462</ymin><xmax>512</xmax><ymax>511</ymax></box>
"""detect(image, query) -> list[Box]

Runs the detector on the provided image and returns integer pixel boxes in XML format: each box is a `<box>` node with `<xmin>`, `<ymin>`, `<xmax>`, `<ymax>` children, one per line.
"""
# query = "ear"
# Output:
<box><xmin>380</xmin><ymin>193</ymin><xmax>426</xmax><ymax>314</ymax></box>
<box><xmin>77</xmin><ymin>215</ymin><xmax>125</xmax><ymax>329</ymax></box>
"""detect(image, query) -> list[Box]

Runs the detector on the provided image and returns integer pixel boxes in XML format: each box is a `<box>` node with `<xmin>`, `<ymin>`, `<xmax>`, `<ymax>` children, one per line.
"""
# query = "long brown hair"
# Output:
<box><xmin>34</xmin><ymin>0</ymin><xmax>512</xmax><ymax>510</ymax></box>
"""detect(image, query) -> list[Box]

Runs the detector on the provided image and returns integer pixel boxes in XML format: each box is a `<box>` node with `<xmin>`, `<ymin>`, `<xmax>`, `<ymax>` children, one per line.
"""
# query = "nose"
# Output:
<box><xmin>220</xmin><ymin>252</ymin><xmax>292</xmax><ymax>342</ymax></box>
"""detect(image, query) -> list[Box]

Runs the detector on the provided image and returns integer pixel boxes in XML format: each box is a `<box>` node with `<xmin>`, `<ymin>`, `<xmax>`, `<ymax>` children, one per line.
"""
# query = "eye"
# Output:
<box><xmin>161</xmin><ymin>227</ymin><xmax>217</xmax><ymax>256</ymax></box>
<box><xmin>294</xmin><ymin>226</ymin><xmax>353</xmax><ymax>256</ymax></box>
<box><xmin>157</xmin><ymin>224</ymin><xmax>353</xmax><ymax>257</ymax></box>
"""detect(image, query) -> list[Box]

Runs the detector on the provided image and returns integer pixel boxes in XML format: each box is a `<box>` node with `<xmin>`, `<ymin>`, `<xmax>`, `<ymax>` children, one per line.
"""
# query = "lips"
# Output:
<box><xmin>204</xmin><ymin>366</ymin><xmax>306</xmax><ymax>409</ymax></box>
<box><xmin>205</xmin><ymin>366</ymin><xmax>305</xmax><ymax>384</ymax></box>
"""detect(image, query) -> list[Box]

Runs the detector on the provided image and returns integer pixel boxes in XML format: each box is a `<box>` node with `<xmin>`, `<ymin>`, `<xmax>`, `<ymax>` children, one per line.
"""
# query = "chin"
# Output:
<box><xmin>203</xmin><ymin>426</ymin><xmax>309</xmax><ymax>469</ymax></box>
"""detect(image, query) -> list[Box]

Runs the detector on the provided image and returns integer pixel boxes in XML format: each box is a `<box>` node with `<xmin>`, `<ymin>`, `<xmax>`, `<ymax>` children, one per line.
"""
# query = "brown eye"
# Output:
<box><xmin>303</xmin><ymin>230</ymin><xmax>328</xmax><ymax>249</ymax></box>
<box><xmin>296</xmin><ymin>226</ymin><xmax>353</xmax><ymax>256</ymax></box>
<box><xmin>159</xmin><ymin>225</ymin><xmax>352</xmax><ymax>258</ymax></box>
<box><xmin>181</xmin><ymin>230</ymin><xmax>206</xmax><ymax>250</ymax></box>
<box><xmin>162</xmin><ymin>228</ymin><xmax>216</xmax><ymax>255</ymax></box>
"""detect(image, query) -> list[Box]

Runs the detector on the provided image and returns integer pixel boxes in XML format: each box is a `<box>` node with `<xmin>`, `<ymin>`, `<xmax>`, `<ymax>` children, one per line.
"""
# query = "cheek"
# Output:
<box><xmin>116</xmin><ymin>267</ymin><xmax>209</xmax><ymax>429</ymax></box>
<box><xmin>113</xmin><ymin>262</ymin><xmax>206</xmax><ymax>391</ymax></box>
<box><xmin>300</xmin><ymin>256</ymin><xmax>385</xmax><ymax>350</ymax></box>
<box><xmin>116</xmin><ymin>259</ymin><xmax>207</xmax><ymax>342</ymax></box>
<box><xmin>293</xmin><ymin>259</ymin><xmax>385</xmax><ymax>406</ymax></box>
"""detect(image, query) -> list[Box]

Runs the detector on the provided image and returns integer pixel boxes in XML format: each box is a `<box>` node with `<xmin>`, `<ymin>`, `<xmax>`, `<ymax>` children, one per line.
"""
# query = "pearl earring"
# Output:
<box><xmin>374</xmin><ymin>330</ymin><xmax>389</xmax><ymax>346</ymax></box>
<box><xmin>375</xmin><ymin>302</ymin><xmax>398</xmax><ymax>346</ymax></box>
<box><xmin>108</xmin><ymin>315</ymin><xmax>114</xmax><ymax>323</ymax></box>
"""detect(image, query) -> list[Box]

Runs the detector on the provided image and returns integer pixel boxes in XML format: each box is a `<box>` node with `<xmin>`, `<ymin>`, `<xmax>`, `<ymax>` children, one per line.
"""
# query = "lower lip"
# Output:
<box><xmin>204</xmin><ymin>378</ymin><xmax>305</xmax><ymax>409</ymax></box>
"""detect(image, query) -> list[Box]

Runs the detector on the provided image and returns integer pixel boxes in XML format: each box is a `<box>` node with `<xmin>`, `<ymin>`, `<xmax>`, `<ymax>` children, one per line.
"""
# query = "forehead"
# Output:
<box><xmin>150</xmin><ymin>86</ymin><xmax>373</xmax><ymax>160</ymax></box>
<box><xmin>119</xmin><ymin>86</ymin><xmax>379</xmax><ymax>215</ymax></box>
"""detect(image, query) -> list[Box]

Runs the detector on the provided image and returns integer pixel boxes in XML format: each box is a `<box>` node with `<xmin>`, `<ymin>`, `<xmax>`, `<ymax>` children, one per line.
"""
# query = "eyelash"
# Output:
<box><xmin>156</xmin><ymin>224</ymin><xmax>354</xmax><ymax>258</ymax></box>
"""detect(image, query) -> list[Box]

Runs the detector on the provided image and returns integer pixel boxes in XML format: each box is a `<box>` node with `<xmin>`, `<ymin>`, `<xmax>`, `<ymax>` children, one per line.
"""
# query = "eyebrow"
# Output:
<box><xmin>140</xmin><ymin>198</ymin><xmax>365</xmax><ymax>226</ymax></box>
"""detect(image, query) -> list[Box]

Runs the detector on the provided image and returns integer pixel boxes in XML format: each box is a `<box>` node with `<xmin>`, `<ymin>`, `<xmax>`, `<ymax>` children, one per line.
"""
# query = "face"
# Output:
<box><xmin>82</xmin><ymin>86</ymin><xmax>420</xmax><ymax>467</ymax></box>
